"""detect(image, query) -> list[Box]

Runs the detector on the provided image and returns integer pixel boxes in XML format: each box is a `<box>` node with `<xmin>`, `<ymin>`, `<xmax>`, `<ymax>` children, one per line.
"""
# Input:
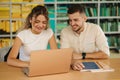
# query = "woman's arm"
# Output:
<box><xmin>49</xmin><ymin>34</ymin><xmax>58</xmax><ymax>49</ymax></box>
<box><xmin>7</xmin><ymin>37</ymin><xmax>29</xmax><ymax>68</ymax></box>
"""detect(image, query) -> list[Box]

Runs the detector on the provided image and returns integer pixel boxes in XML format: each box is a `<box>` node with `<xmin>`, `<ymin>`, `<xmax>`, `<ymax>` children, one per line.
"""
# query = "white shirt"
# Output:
<box><xmin>17</xmin><ymin>28</ymin><xmax>53</xmax><ymax>61</ymax></box>
<box><xmin>60</xmin><ymin>22</ymin><xmax>110</xmax><ymax>56</ymax></box>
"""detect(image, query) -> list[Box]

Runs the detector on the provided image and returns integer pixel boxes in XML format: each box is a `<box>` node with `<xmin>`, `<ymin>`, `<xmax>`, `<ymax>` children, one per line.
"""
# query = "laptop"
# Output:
<box><xmin>23</xmin><ymin>48</ymin><xmax>73</xmax><ymax>77</ymax></box>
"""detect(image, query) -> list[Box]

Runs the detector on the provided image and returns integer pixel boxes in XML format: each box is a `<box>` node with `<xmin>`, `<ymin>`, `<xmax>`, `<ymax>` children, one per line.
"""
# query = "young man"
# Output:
<box><xmin>60</xmin><ymin>4</ymin><xmax>110</xmax><ymax>71</ymax></box>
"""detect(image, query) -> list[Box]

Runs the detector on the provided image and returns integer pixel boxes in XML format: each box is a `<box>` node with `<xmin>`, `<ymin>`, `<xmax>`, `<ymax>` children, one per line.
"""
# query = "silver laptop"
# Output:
<box><xmin>23</xmin><ymin>48</ymin><xmax>73</xmax><ymax>77</ymax></box>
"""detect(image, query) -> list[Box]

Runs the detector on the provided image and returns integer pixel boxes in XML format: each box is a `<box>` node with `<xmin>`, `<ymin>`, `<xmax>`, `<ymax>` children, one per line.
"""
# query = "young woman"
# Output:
<box><xmin>7</xmin><ymin>5</ymin><xmax>58</xmax><ymax>67</ymax></box>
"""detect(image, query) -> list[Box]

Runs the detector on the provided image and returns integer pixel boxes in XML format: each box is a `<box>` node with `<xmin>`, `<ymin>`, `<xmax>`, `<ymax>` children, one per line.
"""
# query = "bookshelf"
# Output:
<box><xmin>0</xmin><ymin>0</ymin><xmax>120</xmax><ymax>52</ymax></box>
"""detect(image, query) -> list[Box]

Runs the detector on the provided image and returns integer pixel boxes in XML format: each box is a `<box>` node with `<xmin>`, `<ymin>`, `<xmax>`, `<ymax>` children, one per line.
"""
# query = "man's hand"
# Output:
<box><xmin>71</xmin><ymin>61</ymin><xmax>85</xmax><ymax>71</ymax></box>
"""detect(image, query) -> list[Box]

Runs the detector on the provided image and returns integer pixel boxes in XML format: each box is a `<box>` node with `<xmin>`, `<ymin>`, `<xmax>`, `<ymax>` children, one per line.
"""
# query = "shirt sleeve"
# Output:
<box><xmin>16</xmin><ymin>30</ymin><xmax>25</xmax><ymax>43</ymax></box>
<box><xmin>47</xmin><ymin>28</ymin><xmax>53</xmax><ymax>39</ymax></box>
<box><xmin>95</xmin><ymin>25</ymin><xmax>110</xmax><ymax>56</ymax></box>
<box><xmin>60</xmin><ymin>28</ymin><xmax>71</xmax><ymax>48</ymax></box>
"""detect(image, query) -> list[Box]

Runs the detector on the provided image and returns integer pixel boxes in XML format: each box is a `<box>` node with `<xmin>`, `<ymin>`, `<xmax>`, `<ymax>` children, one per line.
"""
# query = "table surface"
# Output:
<box><xmin>0</xmin><ymin>58</ymin><xmax>120</xmax><ymax>80</ymax></box>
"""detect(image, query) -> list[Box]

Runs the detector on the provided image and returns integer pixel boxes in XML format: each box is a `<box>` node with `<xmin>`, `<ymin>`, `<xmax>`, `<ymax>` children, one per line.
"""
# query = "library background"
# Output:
<box><xmin>0</xmin><ymin>0</ymin><xmax>120</xmax><ymax>54</ymax></box>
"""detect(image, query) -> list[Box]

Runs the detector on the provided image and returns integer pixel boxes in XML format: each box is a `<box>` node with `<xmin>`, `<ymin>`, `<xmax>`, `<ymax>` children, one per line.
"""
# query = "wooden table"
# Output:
<box><xmin>0</xmin><ymin>58</ymin><xmax>120</xmax><ymax>80</ymax></box>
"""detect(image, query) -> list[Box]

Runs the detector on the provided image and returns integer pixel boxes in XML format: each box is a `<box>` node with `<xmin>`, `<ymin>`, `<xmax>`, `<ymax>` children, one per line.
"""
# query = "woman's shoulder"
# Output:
<box><xmin>17</xmin><ymin>29</ymin><xmax>31</xmax><ymax>36</ymax></box>
<box><xmin>45</xmin><ymin>28</ymin><xmax>53</xmax><ymax>33</ymax></box>
<box><xmin>46</xmin><ymin>28</ymin><xmax>52</xmax><ymax>31</ymax></box>
<box><xmin>18</xmin><ymin>29</ymin><xmax>30</xmax><ymax>34</ymax></box>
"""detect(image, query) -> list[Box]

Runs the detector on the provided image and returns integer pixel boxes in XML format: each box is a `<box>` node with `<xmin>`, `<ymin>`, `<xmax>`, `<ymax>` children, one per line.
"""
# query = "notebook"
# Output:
<box><xmin>80</xmin><ymin>61</ymin><xmax>114</xmax><ymax>72</ymax></box>
<box><xmin>23</xmin><ymin>48</ymin><xmax>73</xmax><ymax>77</ymax></box>
<box><xmin>81</xmin><ymin>62</ymin><xmax>101</xmax><ymax>71</ymax></box>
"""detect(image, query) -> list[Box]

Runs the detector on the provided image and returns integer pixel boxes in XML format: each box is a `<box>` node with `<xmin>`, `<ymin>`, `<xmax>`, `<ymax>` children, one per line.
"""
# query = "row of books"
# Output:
<box><xmin>57</xmin><ymin>4</ymin><xmax>98</xmax><ymax>17</ymax></box>
<box><xmin>107</xmin><ymin>36</ymin><xmax>120</xmax><ymax>47</ymax></box>
<box><xmin>0</xmin><ymin>5</ymin><xmax>9</xmax><ymax>18</ymax></box>
<box><xmin>100</xmin><ymin>3</ymin><xmax>120</xmax><ymax>16</ymax></box>
<box><xmin>56</xmin><ymin>19</ymin><xmax>120</xmax><ymax>34</ymax></box>
<box><xmin>0</xmin><ymin>4</ymin><xmax>53</xmax><ymax>18</ymax></box>
<box><xmin>1</xmin><ymin>19</ymin><xmax>119</xmax><ymax>34</ymax></box>
<box><xmin>57</xmin><ymin>0</ymin><xmax>98</xmax><ymax>1</ymax></box>
<box><xmin>0</xmin><ymin>20</ymin><xmax>22</xmax><ymax>33</ymax></box>
<box><xmin>0</xmin><ymin>39</ymin><xmax>13</xmax><ymax>48</ymax></box>
<box><xmin>85</xmin><ymin>6</ymin><xmax>97</xmax><ymax>17</ymax></box>
<box><xmin>100</xmin><ymin>19</ymin><xmax>120</xmax><ymax>32</ymax></box>
<box><xmin>101</xmin><ymin>0</ymin><xmax>119</xmax><ymax>1</ymax></box>
<box><xmin>4</xmin><ymin>0</ymin><xmax>120</xmax><ymax>2</ymax></box>
<box><xmin>1</xmin><ymin>0</ymin><xmax>120</xmax><ymax>2</ymax></box>
<box><xmin>47</xmin><ymin>5</ymin><xmax>55</xmax><ymax>18</ymax></box>
<box><xmin>0</xmin><ymin>20</ymin><xmax>56</xmax><ymax>34</ymax></box>
<box><xmin>0</xmin><ymin>4</ymin><xmax>119</xmax><ymax>18</ymax></box>
<box><xmin>0</xmin><ymin>0</ymin><xmax>44</xmax><ymax>2</ymax></box>
<box><xmin>0</xmin><ymin>4</ymin><xmax>44</xmax><ymax>19</ymax></box>
<box><xmin>57</xmin><ymin>3</ymin><xmax>120</xmax><ymax>17</ymax></box>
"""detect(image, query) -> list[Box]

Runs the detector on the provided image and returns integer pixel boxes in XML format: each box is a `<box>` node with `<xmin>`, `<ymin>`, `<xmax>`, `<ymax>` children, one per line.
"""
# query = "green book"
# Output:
<box><xmin>103</xmin><ymin>4</ymin><xmax>107</xmax><ymax>16</ymax></box>
<box><xmin>107</xmin><ymin>36</ymin><xmax>111</xmax><ymax>46</ymax></box>
<box><xmin>100</xmin><ymin>4</ymin><xmax>106</xmax><ymax>16</ymax></box>
<box><xmin>85</xmin><ymin>8</ymin><xmax>89</xmax><ymax>17</ymax></box>
<box><xmin>118</xmin><ymin>37</ymin><xmax>120</xmax><ymax>47</ymax></box>
<box><xmin>119</xmin><ymin>4</ymin><xmax>120</xmax><ymax>16</ymax></box>
<box><xmin>118</xmin><ymin>20</ymin><xmax>120</xmax><ymax>31</ymax></box>
<box><xmin>116</xmin><ymin>3</ymin><xmax>119</xmax><ymax>16</ymax></box>
<box><xmin>90</xmin><ymin>7</ymin><xmax>94</xmax><ymax>16</ymax></box>
<box><xmin>111</xmin><ymin>4</ymin><xmax>116</xmax><ymax>16</ymax></box>
<box><xmin>105</xmin><ymin>21</ymin><xmax>108</xmax><ymax>32</ymax></box>
<box><xmin>106</xmin><ymin>5</ymin><xmax>110</xmax><ymax>16</ymax></box>
<box><xmin>93</xmin><ymin>7</ymin><xmax>97</xmax><ymax>16</ymax></box>
<box><xmin>102</xmin><ymin>22</ymin><xmax>106</xmax><ymax>32</ymax></box>
<box><xmin>107</xmin><ymin>21</ymin><xmax>111</xmax><ymax>32</ymax></box>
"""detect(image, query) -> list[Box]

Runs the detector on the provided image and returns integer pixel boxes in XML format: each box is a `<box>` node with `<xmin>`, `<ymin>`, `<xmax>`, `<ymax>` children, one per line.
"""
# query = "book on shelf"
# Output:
<box><xmin>100</xmin><ymin>3</ymin><xmax>119</xmax><ymax>16</ymax></box>
<box><xmin>119</xmin><ymin>4</ymin><xmax>120</xmax><ymax>16</ymax></box>
<box><xmin>80</xmin><ymin>61</ymin><xmax>114</xmax><ymax>72</ymax></box>
<box><xmin>12</xmin><ymin>0</ymin><xmax>23</xmax><ymax>2</ymax></box>
<box><xmin>93</xmin><ymin>7</ymin><xmax>97</xmax><ymax>16</ymax></box>
<box><xmin>31</xmin><ymin>0</ymin><xmax>44</xmax><ymax>2</ymax></box>
<box><xmin>45</xmin><ymin>0</ymin><xmax>54</xmax><ymax>2</ymax></box>
<box><xmin>83</xmin><ymin>4</ymin><xmax>97</xmax><ymax>17</ymax></box>
<box><xmin>107</xmin><ymin>36</ymin><xmax>120</xmax><ymax>47</ymax></box>
<box><xmin>0</xmin><ymin>20</ymin><xmax>22</xmax><ymax>33</ymax></box>
<box><xmin>100</xmin><ymin>19</ymin><xmax>119</xmax><ymax>32</ymax></box>
<box><xmin>5</xmin><ymin>21</ymin><xmax>10</xmax><ymax>33</ymax></box>
<box><xmin>0</xmin><ymin>39</ymin><xmax>11</xmax><ymax>48</ymax></box>
<box><xmin>0</xmin><ymin>5</ymin><xmax>10</xmax><ymax>18</ymax></box>
<box><xmin>118</xmin><ymin>20</ymin><xmax>120</xmax><ymax>32</ymax></box>
<box><xmin>0</xmin><ymin>0</ymin><xmax>9</xmax><ymax>2</ymax></box>
<box><xmin>85</xmin><ymin>7</ymin><xmax>89</xmax><ymax>17</ymax></box>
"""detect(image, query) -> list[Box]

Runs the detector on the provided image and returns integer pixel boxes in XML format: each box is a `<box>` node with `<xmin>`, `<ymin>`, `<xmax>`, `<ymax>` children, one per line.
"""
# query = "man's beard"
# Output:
<box><xmin>74</xmin><ymin>27</ymin><xmax>81</xmax><ymax>33</ymax></box>
<box><xmin>72</xmin><ymin>25</ymin><xmax>84</xmax><ymax>34</ymax></box>
<box><xmin>72</xmin><ymin>25</ymin><xmax>82</xmax><ymax>33</ymax></box>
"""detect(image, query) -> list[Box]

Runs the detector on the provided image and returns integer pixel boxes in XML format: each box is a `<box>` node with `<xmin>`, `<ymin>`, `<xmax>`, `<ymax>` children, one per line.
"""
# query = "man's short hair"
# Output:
<box><xmin>67</xmin><ymin>4</ymin><xmax>85</xmax><ymax>14</ymax></box>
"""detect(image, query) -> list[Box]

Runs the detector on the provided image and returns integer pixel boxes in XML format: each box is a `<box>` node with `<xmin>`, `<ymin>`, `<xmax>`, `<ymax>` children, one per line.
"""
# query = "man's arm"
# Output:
<box><xmin>85</xmin><ymin>51</ymin><xmax>109</xmax><ymax>59</ymax></box>
<box><xmin>73</xmin><ymin>51</ymin><xmax>109</xmax><ymax>60</ymax></box>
